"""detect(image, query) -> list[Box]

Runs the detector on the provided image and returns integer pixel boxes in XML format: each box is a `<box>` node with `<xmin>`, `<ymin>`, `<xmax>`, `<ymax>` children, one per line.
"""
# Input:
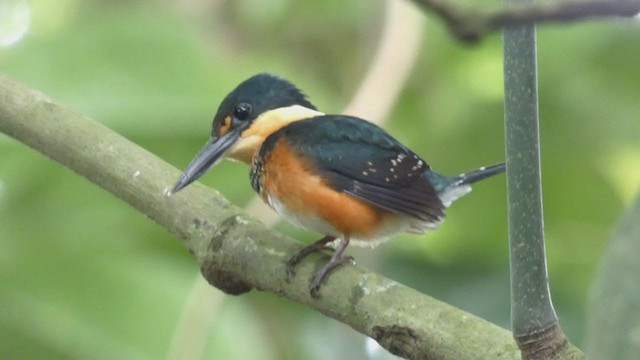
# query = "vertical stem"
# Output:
<box><xmin>503</xmin><ymin>1</ymin><xmax>573</xmax><ymax>358</ymax></box>
<box><xmin>503</xmin><ymin>16</ymin><xmax>557</xmax><ymax>335</ymax></box>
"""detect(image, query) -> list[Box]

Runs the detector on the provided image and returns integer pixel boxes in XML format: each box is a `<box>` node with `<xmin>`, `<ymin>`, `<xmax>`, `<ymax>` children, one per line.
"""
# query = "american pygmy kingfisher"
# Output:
<box><xmin>171</xmin><ymin>73</ymin><xmax>505</xmax><ymax>297</ymax></box>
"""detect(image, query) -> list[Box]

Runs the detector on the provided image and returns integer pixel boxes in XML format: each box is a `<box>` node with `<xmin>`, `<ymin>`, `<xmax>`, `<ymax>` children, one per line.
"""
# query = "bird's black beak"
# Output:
<box><xmin>170</xmin><ymin>129</ymin><xmax>241</xmax><ymax>194</ymax></box>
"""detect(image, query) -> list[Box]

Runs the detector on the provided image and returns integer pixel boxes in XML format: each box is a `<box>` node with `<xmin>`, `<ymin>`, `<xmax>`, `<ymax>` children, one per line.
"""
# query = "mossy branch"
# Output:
<box><xmin>0</xmin><ymin>76</ymin><xmax>522</xmax><ymax>359</ymax></box>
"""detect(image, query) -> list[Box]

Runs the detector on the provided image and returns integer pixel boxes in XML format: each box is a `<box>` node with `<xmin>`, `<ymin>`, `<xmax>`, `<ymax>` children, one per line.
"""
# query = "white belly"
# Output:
<box><xmin>265</xmin><ymin>194</ymin><xmax>441</xmax><ymax>248</ymax></box>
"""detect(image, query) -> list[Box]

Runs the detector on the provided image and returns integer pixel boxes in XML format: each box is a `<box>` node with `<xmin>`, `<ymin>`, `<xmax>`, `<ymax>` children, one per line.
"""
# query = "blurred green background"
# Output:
<box><xmin>1</xmin><ymin>0</ymin><xmax>639</xmax><ymax>359</ymax></box>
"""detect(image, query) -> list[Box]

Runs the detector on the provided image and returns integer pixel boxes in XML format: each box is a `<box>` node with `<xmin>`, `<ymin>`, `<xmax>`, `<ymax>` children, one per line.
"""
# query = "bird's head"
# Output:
<box><xmin>171</xmin><ymin>73</ymin><xmax>322</xmax><ymax>194</ymax></box>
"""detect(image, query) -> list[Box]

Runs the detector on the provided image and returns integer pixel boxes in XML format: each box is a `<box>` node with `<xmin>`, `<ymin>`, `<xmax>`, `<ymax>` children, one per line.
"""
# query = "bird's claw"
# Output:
<box><xmin>309</xmin><ymin>255</ymin><xmax>355</xmax><ymax>299</ymax></box>
<box><xmin>283</xmin><ymin>235</ymin><xmax>353</xmax><ymax>298</ymax></box>
<box><xmin>284</xmin><ymin>236</ymin><xmax>336</xmax><ymax>280</ymax></box>
<box><xmin>285</xmin><ymin>258</ymin><xmax>299</xmax><ymax>279</ymax></box>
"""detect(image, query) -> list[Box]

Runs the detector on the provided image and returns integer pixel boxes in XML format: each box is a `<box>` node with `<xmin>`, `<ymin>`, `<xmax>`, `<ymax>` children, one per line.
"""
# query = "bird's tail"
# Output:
<box><xmin>455</xmin><ymin>163</ymin><xmax>506</xmax><ymax>186</ymax></box>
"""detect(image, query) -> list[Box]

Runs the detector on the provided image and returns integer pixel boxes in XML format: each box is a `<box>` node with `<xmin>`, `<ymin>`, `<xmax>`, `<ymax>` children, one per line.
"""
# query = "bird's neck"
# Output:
<box><xmin>226</xmin><ymin>105</ymin><xmax>324</xmax><ymax>164</ymax></box>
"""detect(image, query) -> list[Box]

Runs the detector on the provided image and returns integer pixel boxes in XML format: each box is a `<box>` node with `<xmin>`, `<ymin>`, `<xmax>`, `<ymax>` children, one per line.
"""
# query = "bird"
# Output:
<box><xmin>171</xmin><ymin>73</ymin><xmax>505</xmax><ymax>298</ymax></box>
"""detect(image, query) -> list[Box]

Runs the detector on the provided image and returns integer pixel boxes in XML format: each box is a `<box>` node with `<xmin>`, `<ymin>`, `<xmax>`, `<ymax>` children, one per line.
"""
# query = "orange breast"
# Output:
<box><xmin>259</xmin><ymin>138</ymin><xmax>395</xmax><ymax>239</ymax></box>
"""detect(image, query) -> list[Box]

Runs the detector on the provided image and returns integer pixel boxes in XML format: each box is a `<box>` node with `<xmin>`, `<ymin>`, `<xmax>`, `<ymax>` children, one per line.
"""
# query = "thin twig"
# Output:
<box><xmin>411</xmin><ymin>0</ymin><xmax>640</xmax><ymax>42</ymax></box>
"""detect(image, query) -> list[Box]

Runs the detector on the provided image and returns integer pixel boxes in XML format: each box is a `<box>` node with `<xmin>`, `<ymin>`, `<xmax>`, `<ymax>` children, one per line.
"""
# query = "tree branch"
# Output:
<box><xmin>411</xmin><ymin>0</ymin><xmax>640</xmax><ymax>42</ymax></box>
<box><xmin>0</xmin><ymin>76</ymin><xmax>521</xmax><ymax>359</ymax></box>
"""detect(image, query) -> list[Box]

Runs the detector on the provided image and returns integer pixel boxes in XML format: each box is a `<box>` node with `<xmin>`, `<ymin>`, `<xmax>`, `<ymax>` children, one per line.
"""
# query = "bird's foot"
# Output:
<box><xmin>309</xmin><ymin>254</ymin><xmax>355</xmax><ymax>299</ymax></box>
<box><xmin>285</xmin><ymin>235</ymin><xmax>336</xmax><ymax>278</ymax></box>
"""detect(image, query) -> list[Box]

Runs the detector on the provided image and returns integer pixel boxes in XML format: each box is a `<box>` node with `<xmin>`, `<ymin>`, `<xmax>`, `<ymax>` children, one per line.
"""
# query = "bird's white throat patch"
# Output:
<box><xmin>227</xmin><ymin>105</ymin><xmax>324</xmax><ymax>164</ymax></box>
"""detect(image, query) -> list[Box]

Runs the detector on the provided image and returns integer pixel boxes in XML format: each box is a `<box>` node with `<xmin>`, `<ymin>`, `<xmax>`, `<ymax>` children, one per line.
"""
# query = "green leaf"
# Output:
<box><xmin>585</xmin><ymin>194</ymin><xmax>640</xmax><ymax>359</ymax></box>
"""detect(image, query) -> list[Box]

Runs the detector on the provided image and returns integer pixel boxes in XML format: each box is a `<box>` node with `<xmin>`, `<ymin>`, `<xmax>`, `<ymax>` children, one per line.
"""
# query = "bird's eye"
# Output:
<box><xmin>233</xmin><ymin>103</ymin><xmax>252</xmax><ymax>121</ymax></box>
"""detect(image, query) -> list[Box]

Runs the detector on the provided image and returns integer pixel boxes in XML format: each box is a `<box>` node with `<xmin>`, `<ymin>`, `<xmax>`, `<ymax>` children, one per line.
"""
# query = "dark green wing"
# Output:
<box><xmin>263</xmin><ymin>116</ymin><xmax>445</xmax><ymax>222</ymax></box>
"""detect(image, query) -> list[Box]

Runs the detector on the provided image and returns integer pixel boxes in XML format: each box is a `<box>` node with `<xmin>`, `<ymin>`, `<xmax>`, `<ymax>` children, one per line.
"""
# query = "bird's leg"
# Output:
<box><xmin>309</xmin><ymin>236</ymin><xmax>354</xmax><ymax>298</ymax></box>
<box><xmin>286</xmin><ymin>235</ymin><xmax>336</xmax><ymax>278</ymax></box>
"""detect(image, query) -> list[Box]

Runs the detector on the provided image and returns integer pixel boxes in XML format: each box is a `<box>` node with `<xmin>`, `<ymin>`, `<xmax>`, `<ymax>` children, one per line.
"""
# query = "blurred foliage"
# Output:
<box><xmin>585</xmin><ymin>194</ymin><xmax>640</xmax><ymax>359</ymax></box>
<box><xmin>0</xmin><ymin>0</ymin><xmax>639</xmax><ymax>359</ymax></box>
